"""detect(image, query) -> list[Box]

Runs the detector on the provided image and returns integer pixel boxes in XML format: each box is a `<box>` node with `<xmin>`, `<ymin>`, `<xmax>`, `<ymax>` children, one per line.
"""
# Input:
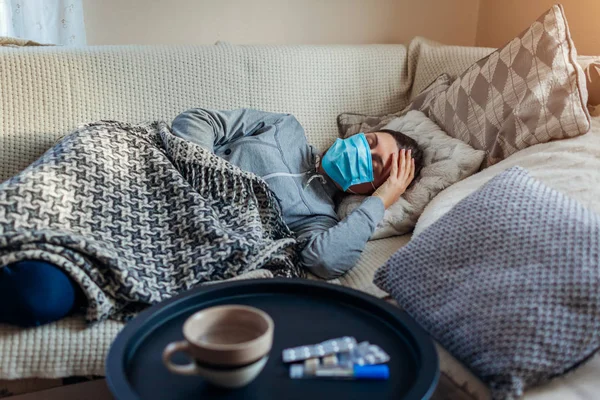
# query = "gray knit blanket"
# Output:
<box><xmin>0</xmin><ymin>121</ymin><xmax>302</xmax><ymax>322</ymax></box>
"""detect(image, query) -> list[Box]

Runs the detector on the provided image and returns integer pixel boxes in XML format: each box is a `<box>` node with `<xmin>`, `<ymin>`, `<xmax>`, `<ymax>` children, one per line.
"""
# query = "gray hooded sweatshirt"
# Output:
<box><xmin>171</xmin><ymin>108</ymin><xmax>384</xmax><ymax>279</ymax></box>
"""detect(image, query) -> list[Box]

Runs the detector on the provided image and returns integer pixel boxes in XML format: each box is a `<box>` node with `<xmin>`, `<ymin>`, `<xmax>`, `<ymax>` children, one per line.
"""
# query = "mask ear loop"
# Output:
<box><xmin>346</xmin><ymin>181</ymin><xmax>377</xmax><ymax>195</ymax></box>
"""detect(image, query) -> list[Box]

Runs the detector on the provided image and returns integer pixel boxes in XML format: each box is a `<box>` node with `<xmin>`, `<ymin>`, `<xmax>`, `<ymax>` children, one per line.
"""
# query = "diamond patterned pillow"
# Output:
<box><xmin>427</xmin><ymin>5</ymin><xmax>591</xmax><ymax>167</ymax></box>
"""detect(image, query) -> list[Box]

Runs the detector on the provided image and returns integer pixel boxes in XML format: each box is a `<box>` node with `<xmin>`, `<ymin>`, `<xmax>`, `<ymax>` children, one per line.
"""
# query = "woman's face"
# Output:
<box><xmin>347</xmin><ymin>131</ymin><xmax>398</xmax><ymax>195</ymax></box>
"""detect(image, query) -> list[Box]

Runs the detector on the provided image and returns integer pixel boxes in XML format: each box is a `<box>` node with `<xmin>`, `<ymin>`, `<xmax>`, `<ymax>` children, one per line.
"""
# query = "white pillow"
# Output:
<box><xmin>337</xmin><ymin>110</ymin><xmax>484</xmax><ymax>240</ymax></box>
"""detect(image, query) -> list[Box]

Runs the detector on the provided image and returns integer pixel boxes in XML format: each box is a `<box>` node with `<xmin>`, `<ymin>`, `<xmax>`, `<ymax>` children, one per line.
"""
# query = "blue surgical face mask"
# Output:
<box><xmin>321</xmin><ymin>133</ymin><xmax>374</xmax><ymax>192</ymax></box>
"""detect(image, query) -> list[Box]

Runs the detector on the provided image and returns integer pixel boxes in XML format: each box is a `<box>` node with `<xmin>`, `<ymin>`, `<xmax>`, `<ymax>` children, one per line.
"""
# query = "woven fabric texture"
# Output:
<box><xmin>0</xmin><ymin>268</ymin><xmax>273</xmax><ymax>380</ymax></box>
<box><xmin>336</xmin><ymin>73</ymin><xmax>452</xmax><ymax>137</ymax></box>
<box><xmin>427</xmin><ymin>5</ymin><xmax>591</xmax><ymax>167</ymax></box>
<box><xmin>413</xmin><ymin>117</ymin><xmax>600</xmax><ymax>400</ymax></box>
<box><xmin>0</xmin><ymin>235</ymin><xmax>403</xmax><ymax>379</ymax></box>
<box><xmin>0</xmin><ymin>317</ymin><xmax>123</xmax><ymax>379</ymax></box>
<box><xmin>0</xmin><ymin>120</ymin><xmax>302</xmax><ymax>322</ymax></box>
<box><xmin>336</xmin><ymin>36</ymin><xmax>496</xmax><ymax>129</ymax></box>
<box><xmin>376</xmin><ymin>166</ymin><xmax>600</xmax><ymax>399</ymax></box>
<box><xmin>407</xmin><ymin>37</ymin><xmax>495</xmax><ymax>100</ymax></box>
<box><xmin>0</xmin><ymin>44</ymin><xmax>410</xmax><ymax>184</ymax></box>
<box><xmin>413</xmin><ymin>119</ymin><xmax>600</xmax><ymax>400</ymax></box>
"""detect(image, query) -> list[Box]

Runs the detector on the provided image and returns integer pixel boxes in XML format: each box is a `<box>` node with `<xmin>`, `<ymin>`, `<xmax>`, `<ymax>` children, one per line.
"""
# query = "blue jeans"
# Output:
<box><xmin>0</xmin><ymin>261</ymin><xmax>83</xmax><ymax>327</ymax></box>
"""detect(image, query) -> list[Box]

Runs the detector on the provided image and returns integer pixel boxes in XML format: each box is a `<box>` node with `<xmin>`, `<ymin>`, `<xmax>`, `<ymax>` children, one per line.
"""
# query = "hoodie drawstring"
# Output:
<box><xmin>261</xmin><ymin>153</ymin><xmax>326</xmax><ymax>190</ymax></box>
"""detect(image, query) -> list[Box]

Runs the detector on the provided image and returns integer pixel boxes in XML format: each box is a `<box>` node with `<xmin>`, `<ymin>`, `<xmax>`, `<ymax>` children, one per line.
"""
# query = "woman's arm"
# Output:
<box><xmin>294</xmin><ymin>150</ymin><xmax>415</xmax><ymax>279</ymax></box>
<box><xmin>292</xmin><ymin>196</ymin><xmax>385</xmax><ymax>279</ymax></box>
<box><xmin>171</xmin><ymin>108</ymin><xmax>287</xmax><ymax>151</ymax></box>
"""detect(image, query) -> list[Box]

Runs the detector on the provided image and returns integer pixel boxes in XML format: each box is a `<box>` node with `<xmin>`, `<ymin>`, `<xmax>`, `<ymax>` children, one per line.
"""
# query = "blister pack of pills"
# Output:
<box><xmin>283</xmin><ymin>337</ymin><xmax>390</xmax><ymax>365</ymax></box>
<box><xmin>282</xmin><ymin>337</ymin><xmax>357</xmax><ymax>363</ymax></box>
<box><xmin>351</xmin><ymin>341</ymin><xmax>390</xmax><ymax>366</ymax></box>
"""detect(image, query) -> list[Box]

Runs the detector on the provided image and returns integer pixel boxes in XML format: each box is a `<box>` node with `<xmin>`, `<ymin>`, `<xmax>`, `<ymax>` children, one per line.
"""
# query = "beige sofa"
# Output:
<box><xmin>1</xmin><ymin>37</ymin><xmax>599</xmax><ymax>399</ymax></box>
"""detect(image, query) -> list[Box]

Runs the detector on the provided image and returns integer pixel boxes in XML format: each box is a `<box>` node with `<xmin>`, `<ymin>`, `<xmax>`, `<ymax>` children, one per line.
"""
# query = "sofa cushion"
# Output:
<box><xmin>426</xmin><ymin>5</ymin><xmax>591</xmax><ymax>167</ymax></box>
<box><xmin>376</xmin><ymin>166</ymin><xmax>600</xmax><ymax>399</ymax></box>
<box><xmin>413</xmin><ymin>116</ymin><xmax>600</xmax><ymax>399</ymax></box>
<box><xmin>0</xmin><ymin>234</ymin><xmax>408</xmax><ymax>379</ymax></box>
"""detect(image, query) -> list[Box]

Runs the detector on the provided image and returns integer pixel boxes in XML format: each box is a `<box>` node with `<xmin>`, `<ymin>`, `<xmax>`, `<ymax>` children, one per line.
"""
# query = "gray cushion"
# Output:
<box><xmin>374</xmin><ymin>166</ymin><xmax>600</xmax><ymax>399</ymax></box>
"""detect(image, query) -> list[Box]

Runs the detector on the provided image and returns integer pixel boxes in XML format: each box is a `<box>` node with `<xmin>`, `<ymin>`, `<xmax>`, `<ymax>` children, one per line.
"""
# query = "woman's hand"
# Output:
<box><xmin>372</xmin><ymin>149</ymin><xmax>415</xmax><ymax>209</ymax></box>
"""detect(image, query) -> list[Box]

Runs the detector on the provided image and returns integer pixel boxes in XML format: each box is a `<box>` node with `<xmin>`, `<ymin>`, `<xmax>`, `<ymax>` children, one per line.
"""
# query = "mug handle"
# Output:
<box><xmin>162</xmin><ymin>341</ymin><xmax>201</xmax><ymax>376</ymax></box>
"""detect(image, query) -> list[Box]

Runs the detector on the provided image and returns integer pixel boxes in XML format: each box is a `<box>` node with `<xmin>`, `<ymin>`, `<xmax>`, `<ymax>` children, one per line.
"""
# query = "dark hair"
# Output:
<box><xmin>379</xmin><ymin>129</ymin><xmax>424</xmax><ymax>181</ymax></box>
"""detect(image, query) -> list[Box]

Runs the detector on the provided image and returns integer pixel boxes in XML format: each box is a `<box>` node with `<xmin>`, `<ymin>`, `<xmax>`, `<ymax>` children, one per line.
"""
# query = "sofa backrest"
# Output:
<box><xmin>0</xmin><ymin>44</ymin><xmax>410</xmax><ymax>182</ymax></box>
<box><xmin>407</xmin><ymin>37</ymin><xmax>495</xmax><ymax>100</ymax></box>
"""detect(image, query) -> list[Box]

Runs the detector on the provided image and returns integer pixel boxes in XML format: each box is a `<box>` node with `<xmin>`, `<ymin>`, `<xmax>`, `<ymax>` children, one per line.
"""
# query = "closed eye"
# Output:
<box><xmin>368</xmin><ymin>134</ymin><xmax>383</xmax><ymax>175</ymax></box>
<box><xmin>366</xmin><ymin>135</ymin><xmax>376</xmax><ymax>149</ymax></box>
<box><xmin>372</xmin><ymin>154</ymin><xmax>383</xmax><ymax>174</ymax></box>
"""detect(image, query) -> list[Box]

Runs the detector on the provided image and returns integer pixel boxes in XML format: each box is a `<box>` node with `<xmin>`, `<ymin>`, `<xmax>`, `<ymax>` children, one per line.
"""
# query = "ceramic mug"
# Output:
<box><xmin>162</xmin><ymin>305</ymin><xmax>274</xmax><ymax>388</ymax></box>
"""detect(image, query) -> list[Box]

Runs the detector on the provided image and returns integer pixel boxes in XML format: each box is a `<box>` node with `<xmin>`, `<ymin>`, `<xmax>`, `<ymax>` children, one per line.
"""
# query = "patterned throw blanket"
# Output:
<box><xmin>0</xmin><ymin>121</ymin><xmax>302</xmax><ymax>322</ymax></box>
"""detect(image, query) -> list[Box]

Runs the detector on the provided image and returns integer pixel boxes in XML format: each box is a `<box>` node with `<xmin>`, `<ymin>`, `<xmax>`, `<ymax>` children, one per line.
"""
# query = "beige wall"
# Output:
<box><xmin>82</xmin><ymin>0</ymin><xmax>480</xmax><ymax>46</ymax></box>
<box><xmin>476</xmin><ymin>0</ymin><xmax>600</xmax><ymax>55</ymax></box>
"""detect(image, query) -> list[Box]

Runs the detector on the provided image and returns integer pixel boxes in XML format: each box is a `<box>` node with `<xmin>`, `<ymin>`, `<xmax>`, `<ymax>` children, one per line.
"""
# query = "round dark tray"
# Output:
<box><xmin>106</xmin><ymin>278</ymin><xmax>439</xmax><ymax>400</ymax></box>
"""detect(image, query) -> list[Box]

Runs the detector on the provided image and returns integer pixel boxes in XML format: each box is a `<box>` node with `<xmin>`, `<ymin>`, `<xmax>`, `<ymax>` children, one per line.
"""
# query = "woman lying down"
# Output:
<box><xmin>0</xmin><ymin>108</ymin><xmax>423</xmax><ymax>327</ymax></box>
